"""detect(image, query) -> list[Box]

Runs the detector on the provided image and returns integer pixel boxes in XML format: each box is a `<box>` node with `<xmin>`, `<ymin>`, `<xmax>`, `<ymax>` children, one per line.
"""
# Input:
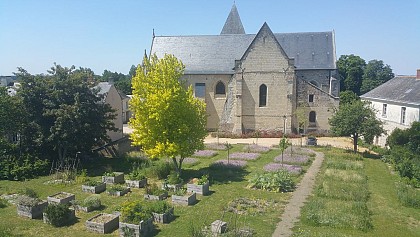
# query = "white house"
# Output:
<box><xmin>360</xmin><ymin>69</ymin><xmax>420</xmax><ymax>146</ymax></box>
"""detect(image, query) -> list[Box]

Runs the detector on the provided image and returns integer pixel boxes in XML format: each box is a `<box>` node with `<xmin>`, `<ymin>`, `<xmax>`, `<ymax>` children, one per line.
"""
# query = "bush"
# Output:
<box><xmin>127</xmin><ymin>167</ymin><xmax>146</xmax><ymax>180</ymax></box>
<box><xmin>76</xmin><ymin>195</ymin><xmax>101</xmax><ymax>209</ymax></box>
<box><xmin>83</xmin><ymin>180</ymin><xmax>103</xmax><ymax>187</ymax></box>
<box><xmin>0</xmin><ymin>155</ymin><xmax>49</xmax><ymax>181</ymax></box>
<box><xmin>43</xmin><ymin>203</ymin><xmax>72</xmax><ymax>227</ymax></box>
<box><xmin>166</xmin><ymin>171</ymin><xmax>183</xmax><ymax>185</ymax></box>
<box><xmin>248</xmin><ymin>170</ymin><xmax>295</xmax><ymax>192</ymax></box>
<box><xmin>146</xmin><ymin>183</ymin><xmax>166</xmax><ymax>196</ymax></box>
<box><xmin>396</xmin><ymin>182</ymin><xmax>420</xmax><ymax>208</ymax></box>
<box><xmin>18</xmin><ymin>188</ymin><xmax>38</xmax><ymax>198</ymax></box>
<box><xmin>143</xmin><ymin>160</ymin><xmax>173</xmax><ymax>179</ymax></box>
<box><xmin>107</xmin><ymin>185</ymin><xmax>127</xmax><ymax>194</ymax></box>
<box><xmin>148</xmin><ymin>200</ymin><xmax>172</xmax><ymax>214</ymax></box>
<box><xmin>120</xmin><ymin>200</ymin><xmax>152</xmax><ymax>224</ymax></box>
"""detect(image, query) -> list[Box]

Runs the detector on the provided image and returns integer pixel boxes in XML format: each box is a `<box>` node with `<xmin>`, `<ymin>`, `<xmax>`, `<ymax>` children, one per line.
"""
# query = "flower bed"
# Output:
<box><xmin>212</xmin><ymin>160</ymin><xmax>247</xmax><ymax>169</ymax></box>
<box><xmin>86</xmin><ymin>213</ymin><xmax>119</xmax><ymax>234</ymax></box>
<box><xmin>193</xmin><ymin>150</ymin><xmax>218</xmax><ymax>157</ymax></box>
<box><xmin>205</xmin><ymin>143</ymin><xmax>227</xmax><ymax>150</ymax></box>
<box><xmin>125</xmin><ymin>178</ymin><xmax>147</xmax><ymax>188</ymax></box>
<box><xmin>43</xmin><ymin>205</ymin><xmax>76</xmax><ymax>227</ymax></box>
<box><xmin>47</xmin><ymin>192</ymin><xmax>75</xmax><ymax>205</ymax></box>
<box><xmin>17</xmin><ymin>200</ymin><xmax>48</xmax><ymax>219</ymax></box>
<box><xmin>243</xmin><ymin>144</ymin><xmax>271</xmax><ymax>153</ymax></box>
<box><xmin>82</xmin><ymin>182</ymin><xmax>106</xmax><ymax>194</ymax></box>
<box><xmin>274</xmin><ymin>154</ymin><xmax>310</xmax><ymax>165</ymax></box>
<box><xmin>263</xmin><ymin>163</ymin><xmax>302</xmax><ymax>174</ymax></box>
<box><xmin>72</xmin><ymin>195</ymin><xmax>101</xmax><ymax>213</ymax></box>
<box><xmin>229</xmin><ymin>152</ymin><xmax>260</xmax><ymax>160</ymax></box>
<box><xmin>119</xmin><ymin>217</ymin><xmax>153</xmax><ymax>237</ymax></box>
<box><xmin>102</xmin><ymin>172</ymin><xmax>125</xmax><ymax>184</ymax></box>
<box><xmin>172</xmin><ymin>192</ymin><xmax>196</xmax><ymax>206</ymax></box>
<box><xmin>107</xmin><ymin>186</ymin><xmax>130</xmax><ymax>197</ymax></box>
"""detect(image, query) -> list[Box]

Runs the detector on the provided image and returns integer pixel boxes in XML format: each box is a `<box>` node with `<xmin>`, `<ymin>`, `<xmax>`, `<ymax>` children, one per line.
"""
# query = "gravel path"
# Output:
<box><xmin>272</xmin><ymin>151</ymin><xmax>325</xmax><ymax>237</ymax></box>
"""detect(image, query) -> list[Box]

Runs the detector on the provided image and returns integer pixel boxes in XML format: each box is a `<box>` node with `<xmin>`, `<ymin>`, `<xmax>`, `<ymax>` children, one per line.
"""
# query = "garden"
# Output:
<box><xmin>0</xmin><ymin>143</ymin><xmax>315</xmax><ymax>237</ymax></box>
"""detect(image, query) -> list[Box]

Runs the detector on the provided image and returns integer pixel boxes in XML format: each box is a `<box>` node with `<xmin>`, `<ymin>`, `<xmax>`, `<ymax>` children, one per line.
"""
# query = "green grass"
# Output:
<box><xmin>0</xmin><ymin>144</ymin><xmax>310</xmax><ymax>237</ymax></box>
<box><xmin>293</xmin><ymin>147</ymin><xmax>420</xmax><ymax>237</ymax></box>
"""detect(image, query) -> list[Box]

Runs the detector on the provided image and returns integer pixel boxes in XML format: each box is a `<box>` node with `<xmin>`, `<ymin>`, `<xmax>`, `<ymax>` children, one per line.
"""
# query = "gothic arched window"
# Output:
<box><xmin>215</xmin><ymin>81</ymin><xmax>226</xmax><ymax>95</ymax></box>
<box><xmin>309</xmin><ymin>111</ymin><xmax>316</xmax><ymax>123</ymax></box>
<box><xmin>259</xmin><ymin>84</ymin><xmax>267</xmax><ymax>107</ymax></box>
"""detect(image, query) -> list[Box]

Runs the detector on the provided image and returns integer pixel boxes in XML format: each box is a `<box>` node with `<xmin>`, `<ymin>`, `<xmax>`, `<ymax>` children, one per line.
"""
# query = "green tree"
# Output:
<box><xmin>360</xmin><ymin>60</ymin><xmax>394</xmax><ymax>94</ymax></box>
<box><xmin>339</xmin><ymin>90</ymin><xmax>359</xmax><ymax>107</ymax></box>
<box><xmin>130</xmin><ymin>54</ymin><xmax>207</xmax><ymax>174</ymax></box>
<box><xmin>337</xmin><ymin>54</ymin><xmax>366</xmax><ymax>95</ymax></box>
<box><xmin>329</xmin><ymin>100</ymin><xmax>384</xmax><ymax>152</ymax></box>
<box><xmin>16</xmin><ymin>64</ymin><xmax>117</xmax><ymax>164</ymax></box>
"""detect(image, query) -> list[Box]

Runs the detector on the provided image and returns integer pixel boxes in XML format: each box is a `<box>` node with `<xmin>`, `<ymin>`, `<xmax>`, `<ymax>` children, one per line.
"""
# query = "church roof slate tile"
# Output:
<box><xmin>151</xmin><ymin>30</ymin><xmax>336</xmax><ymax>74</ymax></box>
<box><xmin>221</xmin><ymin>4</ymin><xmax>245</xmax><ymax>35</ymax></box>
<box><xmin>361</xmin><ymin>76</ymin><xmax>420</xmax><ymax>106</ymax></box>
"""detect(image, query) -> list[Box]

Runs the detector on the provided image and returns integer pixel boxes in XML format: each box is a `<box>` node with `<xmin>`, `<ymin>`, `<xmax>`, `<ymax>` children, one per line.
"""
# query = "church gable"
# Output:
<box><xmin>239</xmin><ymin>23</ymin><xmax>293</xmax><ymax>72</ymax></box>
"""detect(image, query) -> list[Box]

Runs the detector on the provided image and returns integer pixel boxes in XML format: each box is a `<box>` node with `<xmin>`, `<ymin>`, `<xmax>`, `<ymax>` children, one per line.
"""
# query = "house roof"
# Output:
<box><xmin>221</xmin><ymin>4</ymin><xmax>245</xmax><ymax>35</ymax></box>
<box><xmin>95</xmin><ymin>82</ymin><xmax>112</xmax><ymax>95</ymax></box>
<box><xmin>151</xmin><ymin>30</ymin><xmax>336</xmax><ymax>74</ymax></box>
<box><xmin>361</xmin><ymin>76</ymin><xmax>420</xmax><ymax>106</ymax></box>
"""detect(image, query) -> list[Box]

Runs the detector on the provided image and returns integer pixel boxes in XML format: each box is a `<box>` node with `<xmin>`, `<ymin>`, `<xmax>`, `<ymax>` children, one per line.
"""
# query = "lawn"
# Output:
<box><xmin>293</xmin><ymin>147</ymin><xmax>420</xmax><ymax>237</ymax></box>
<box><xmin>0</xmin><ymin>144</ymin><xmax>313</xmax><ymax>237</ymax></box>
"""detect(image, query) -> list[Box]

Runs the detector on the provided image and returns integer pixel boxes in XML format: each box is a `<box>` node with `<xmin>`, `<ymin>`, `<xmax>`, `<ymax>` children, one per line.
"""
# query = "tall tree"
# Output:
<box><xmin>130</xmin><ymin>54</ymin><xmax>207</xmax><ymax>174</ymax></box>
<box><xmin>16</xmin><ymin>64</ymin><xmax>117</xmax><ymax>163</ymax></box>
<box><xmin>337</xmin><ymin>54</ymin><xmax>366</xmax><ymax>95</ymax></box>
<box><xmin>329</xmin><ymin>100</ymin><xmax>384</xmax><ymax>152</ymax></box>
<box><xmin>338</xmin><ymin>90</ymin><xmax>359</xmax><ymax>107</ymax></box>
<box><xmin>360</xmin><ymin>60</ymin><xmax>394</xmax><ymax>94</ymax></box>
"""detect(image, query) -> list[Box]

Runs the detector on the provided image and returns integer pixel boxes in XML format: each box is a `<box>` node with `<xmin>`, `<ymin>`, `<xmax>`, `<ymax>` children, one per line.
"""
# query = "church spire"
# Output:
<box><xmin>220</xmin><ymin>3</ymin><xmax>245</xmax><ymax>35</ymax></box>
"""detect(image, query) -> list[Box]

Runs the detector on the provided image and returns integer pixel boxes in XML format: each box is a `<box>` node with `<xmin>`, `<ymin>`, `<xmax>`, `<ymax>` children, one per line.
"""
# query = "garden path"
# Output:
<box><xmin>272</xmin><ymin>151</ymin><xmax>325</xmax><ymax>237</ymax></box>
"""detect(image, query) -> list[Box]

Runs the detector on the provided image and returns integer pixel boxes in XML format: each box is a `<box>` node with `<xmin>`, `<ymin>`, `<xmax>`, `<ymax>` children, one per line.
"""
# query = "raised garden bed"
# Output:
<box><xmin>125</xmin><ymin>178</ymin><xmax>147</xmax><ymax>188</ymax></box>
<box><xmin>152</xmin><ymin>207</ymin><xmax>174</xmax><ymax>224</ymax></box>
<box><xmin>164</xmin><ymin>183</ymin><xmax>183</xmax><ymax>191</ymax></box>
<box><xmin>17</xmin><ymin>200</ymin><xmax>48</xmax><ymax>219</ymax></box>
<box><xmin>82</xmin><ymin>182</ymin><xmax>106</xmax><ymax>194</ymax></box>
<box><xmin>107</xmin><ymin>186</ymin><xmax>130</xmax><ymax>197</ymax></box>
<box><xmin>144</xmin><ymin>192</ymin><xmax>168</xmax><ymax>201</ymax></box>
<box><xmin>102</xmin><ymin>172</ymin><xmax>125</xmax><ymax>184</ymax></box>
<box><xmin>187</xmin><ymin>181</ymin><xmax>210</xmax><ymax>195</ymax></box>
<box><xmin>172</xmin><ymin>192</ymin><xmax>196</xmax><ymax>206</ymax></box>
<box><xmin>43</xmin><ymin>208</ymin><xmax>76</xmax><ymax>227</ymax></box>
<box><xmin>119</xmin><ymin>217</ymin><xmax>153</xmax><ymax>237</ymax></box>
<box><xmin>47</xmin><ymin>192</ymin><xmax>75</xmax><ymax>205</ymax></box>
<box><xmin>86</xmin><ymin>213</ymin><xmax>119</xmax><ymax>234</ymax></box>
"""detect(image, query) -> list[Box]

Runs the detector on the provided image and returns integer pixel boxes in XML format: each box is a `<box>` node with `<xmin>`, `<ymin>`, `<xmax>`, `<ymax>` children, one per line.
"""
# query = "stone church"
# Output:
<box><xmin>150</xmin><ymin>4</ymin><xmax>339</xmax><ymax>134</ymax></box>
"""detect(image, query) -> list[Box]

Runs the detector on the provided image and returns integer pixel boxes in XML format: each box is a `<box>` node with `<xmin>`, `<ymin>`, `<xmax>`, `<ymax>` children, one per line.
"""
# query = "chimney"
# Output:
<box><xmin>417</xmin><ymin>69</ymin><xmax>420</xmax><ymax>80</ymax></box>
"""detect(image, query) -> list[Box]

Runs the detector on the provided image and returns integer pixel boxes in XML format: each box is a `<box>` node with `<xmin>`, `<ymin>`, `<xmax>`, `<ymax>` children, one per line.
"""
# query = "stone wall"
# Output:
<box><xmin>296</xmin><ymin>69</ymin><xmax>339</xmax><ymax>97</ymax></box>
<box><xmin>296</xmin><ymin>79</ymin><xmax>339</xmax><ymax>133</ymax></box>
<box><xmin>183</xmin><ymin>74</ymin><xmax>231</xmax><ymax>130</ymax></box>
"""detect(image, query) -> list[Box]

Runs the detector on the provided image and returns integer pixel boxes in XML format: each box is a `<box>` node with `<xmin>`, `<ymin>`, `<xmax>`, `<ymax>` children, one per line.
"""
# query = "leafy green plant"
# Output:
<box><xmin>148</xmin><ymin>200</ymin><xmax>172</xmax><ymax>214</ymax></box>
<box><xmin>103</xmin><ymin>171</ymin><xmax>116</xmax><ymax>177</ymax></box>
<box><xmin>83</xmin><ymin>180</ymin><xmax>103</xmax><ymax>187</ymax></box>
<box><xmin>166</xmin><ymin>171</ymin><xmax>183</xmax><ymax>185</ymax></box>
<box><xmin>197</xmin><ymin>174</ymin><xmax>209</xmax><ymax>185</ymax></box>
<box><xmin>143</xmin><ymin>160</ymin><xmax>173</xmax><ymax>179</ymax></box>
<box><xmin>146</xmin><ymin>183</ymin><xmax>166</xmax><ymax>196</ymax></box>
<box><xmin>43</xmin><ymin>203</ymin><xmax>72</xmax><ymax>227</ymax></box>
<box><xmin>120</xmin><ymin>200</ymin><xmax>152</xmax><ymax>224</ymax></box>
<box><xmin>248</xmin><ymin>170</ymin><xmax>295</xmax><ymax>192</ymax></box>
<box><xmin>107</xmin><ymin>185</ymin><xmax>127</xmax><ymax>194</ymax></box>
<box><xmin>72</xmin><ymin>195</ymin><xmax>101</xmax><ymax>209</ymax></box>
<box><xmin>172</xmin><ymin>188</ymin><xmax>187</xmax><ymax>196</ymax></box>
<box><xmin>76</xmin><ymin>169</ymin><xmax>88</xmax><ymax>184</ymax></box>
<box><xmin>127</xmin><ymin>167</ymin><xmax>146</xmax><ymax>180</ymax></box>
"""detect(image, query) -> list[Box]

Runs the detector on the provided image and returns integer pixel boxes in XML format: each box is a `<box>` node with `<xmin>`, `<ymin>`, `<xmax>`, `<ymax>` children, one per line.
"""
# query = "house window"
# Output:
<box><xmin>195</xmin><ymin>83</ymin><xmax>205</xmax><ymax>98</ymax></box>
<box><xmin>401</xmin><ymin>107</ymin><xmax>406</xmax><ymax>124</ymax></box>
<box><xmin>308</xmin><ymin>94</ymin><xmax>314</xmax><ymax>103</ymax></box>
<box><xmin>259</xmin><ymin>84</ymin><xmax>267</xmax><ymax>107</ymax></box>
<box><xmin>382</xmin><ymin>104</ymin><xmax>387</xmax><ymax>117</ymax></box>
<box><xmin>215</xmin><ymin>81</ymin><xmax>226</xmax><ymax>95</ymax></box>
<box><xmin>309</xmin><ymin>111</ymin><xmax>316</xmax><ymax>123</ymax></box>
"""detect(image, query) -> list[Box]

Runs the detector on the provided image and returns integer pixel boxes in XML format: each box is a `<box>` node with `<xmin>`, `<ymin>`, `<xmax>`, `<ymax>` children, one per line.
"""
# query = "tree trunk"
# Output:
<box><xmin>353</xmin><ymin>133</ymin><xmax>358</xmax><ymax>153</ymax></box>
<box><xmin>172</xmin><ymin>157</ymin><xmax>184</xmax><ymax>175</ymax></box>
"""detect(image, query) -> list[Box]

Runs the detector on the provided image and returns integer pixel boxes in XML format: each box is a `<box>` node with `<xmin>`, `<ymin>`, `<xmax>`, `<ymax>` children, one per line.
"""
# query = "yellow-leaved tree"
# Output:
<box><xmin>129</xmin><ymin>54</ymin><xmax>207</xmax><ymax>174</ymax></box>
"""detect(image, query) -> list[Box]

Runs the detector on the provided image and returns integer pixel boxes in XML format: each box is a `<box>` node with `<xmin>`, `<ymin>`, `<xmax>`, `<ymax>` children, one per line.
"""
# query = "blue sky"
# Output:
<box><xmin>1</xmin><ymin>0</ymin><xmax>419</xmax><ymax>76</ymax></box>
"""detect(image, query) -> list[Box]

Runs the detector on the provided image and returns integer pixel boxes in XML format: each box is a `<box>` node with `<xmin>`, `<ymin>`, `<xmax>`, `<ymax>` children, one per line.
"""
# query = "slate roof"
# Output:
<box><xmin>95</xmin><ymin>82</ymin><xmax>112</xmax><ymax>95</ymax></box>
<box><xmin>361</xmin><ymin>76</ymin><xmax>420</xmax><ymax>106</ymax></box>
<box><xmin>151</xmin><ymin>30</ymin><xmax>336</xmax><ymax>74</ymax></box>
<box><xmin>221</xmin><ymin>4</ymin><xmax>245</xmax><ymax>35</ymax></box>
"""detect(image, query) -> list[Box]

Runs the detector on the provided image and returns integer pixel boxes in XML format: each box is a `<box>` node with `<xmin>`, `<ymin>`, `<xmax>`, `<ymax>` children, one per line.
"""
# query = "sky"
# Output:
<box><xmin>1</xmin><ymin>0</ymin><xmax>419</xmax><ymax>76</ymax></box>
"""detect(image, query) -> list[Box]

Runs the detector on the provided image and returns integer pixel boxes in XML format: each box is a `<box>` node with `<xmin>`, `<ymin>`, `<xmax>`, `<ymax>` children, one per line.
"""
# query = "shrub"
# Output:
<box><xmin>166</xmin><ymin>171</ymin><xmax>183</xmax><ymax>185</ymax></box>
<box><xmin>0</xmin><ymin>155</ymin><xmax>49</xmax><ymax>181</ymax></box>
<box><xmin>82</xmin><ymin>195</ymin><xmax>101</xmax><ymax>209</ymax></box>
<box><xmin>83</xmin><ymin>180</ymin><xmax>103</xmax><ymax>187</ymax></box>
<box><xmin>103</xmin><ymin>171</ymin><xmax>117</xmax><ymax>177</ymax></box>
<box><xmin>263</xmin><ymin>163</ymin><xmax>302</xmax><ymax>175</ymax></box>
<box><xmin>143</xmin><ymin>160</ymin><xmax>173</xmax><ymax>179</ymax></box>
<box><xmin>107</xmin><ymin>185</ymin><xmax>127</xmax><ymax>194</ymax></box>
<box><xmin>148</xmin><ymin>200</ymin><xmax>172</xmax><ymax>214</ymax></box>
<box><xmin>248</xmin><ymin>170</ymin><xmax>295</xmax><ymax>192</ymax></box>
<box><xmin>396</xmin><ymin>182</ymin><xmax>420</xmax><ymax>208</ymax></box>
<box><xmin>120</xmin><ymin>200</ymin><xmax>152</xmax><ymax>224</ymax></box>
<box><xmin>43</xmin><ymin>203</ymin><xmax>72</xmax><ymax>227</ymax></box>
<box><xmin>18</xmin><ymin>188</ymin><xmax>38</xmax><ymax>198</ymax></box>
<box><xmin>127</xmin><ymin>167</ymin><xmax>146</xmax><ymax>180</ymax></box>
<box><xmin>146</xmin><ymin>183</ymin><xmax>167</xmax><ymax>196</ymax></box>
